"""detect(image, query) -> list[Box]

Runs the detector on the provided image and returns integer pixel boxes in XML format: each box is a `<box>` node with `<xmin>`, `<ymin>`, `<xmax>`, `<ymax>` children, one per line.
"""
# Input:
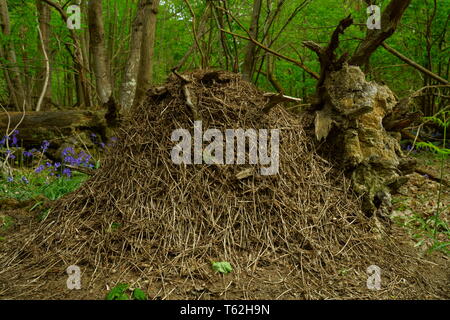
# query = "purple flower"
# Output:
<box><xmin>11</xmin><ymin>135</ymin><xmax>18</xmax><ymax>147</ymax></box>
<box><xmin>21</xmin><ymin>176</ymin><xmax>29</xmax><ymax>184</ymax></box>
<box><xmin>35</xmin><ymin>165</ymin><xmax>45</xmax><ymax>173</ymax></box>
<box><xmin>7</xmin><ymin>176</ymin><xmax>13</xmax><ymax>183</ymax></box>
<box><xmin>41</xmin><ymin>140</ymin><xmax>50</xmax><ymax>152</ymax></box>
<box><xmin>54</xmin><ymin>162</ymin><xmax>61</xmax><ymax>169</ymax></box>
<box><xmin>62</xmin><ymin>147</ymin><xmax>75</xmax><ymax>157</ymax></box>
<box><xmin>62</xmin><ymin>168</ymin><xmax>72</xmax><ymax>177</ymax></box>
<box><xmin>23</xmin><ymin>151</ymin><xmax>33</xmax><ymax>157</ymax></box>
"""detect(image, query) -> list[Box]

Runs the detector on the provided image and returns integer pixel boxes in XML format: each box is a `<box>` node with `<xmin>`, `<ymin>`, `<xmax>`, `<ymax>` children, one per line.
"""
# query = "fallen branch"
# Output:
<box><xmin>171</xmin><ymin>68</ymin><xmax>201</xmax><ymax>120</ymax></box>
<box><xmin>381</xmin><ymin>43</ymin><xmax>449</xmax><ymax>85</ymax></box>
<box><xmin>415</xmin><ymin>167</ymin><xmax>450</xmax><ymax>187</ymax></box>
<box><xmin>261</xmin><ymin>92</ymin><xmax>302</xmax><ymax>114</ymax></box>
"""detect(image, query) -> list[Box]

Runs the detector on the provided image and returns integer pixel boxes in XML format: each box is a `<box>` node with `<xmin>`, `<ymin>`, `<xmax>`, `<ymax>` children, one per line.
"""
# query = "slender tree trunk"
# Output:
<box><xmin>132</xmin><ymin>0</ymin><xmax>160</xmax><ymax>109</ymax></box>
<box><xmin>88</xmin><ymin>0</ymin><xmax>112</xmax><ymax>104</ymax></box>
<box><xmin>242</xmin><ymin>0</ymin><xmax>262</xmax><ymax>82</ymax></box>
<box><xmin>119</xmin><ymin>0</ymin><xmax>145</xmax><ymax>109</ymax></box>
<box><xmin>41</xmin><ymin>0</ymin><xmax>91</xmax><ymax>107</ymax></box>
<box><xmin>36</xmin><ymin>0</ymin><xmax>52</xmax><ymax>110</ymax></box>
<box><xmin>0</xmin><ymin>0</ymin><xmax>28</xmax><ymax>110</ymax></box>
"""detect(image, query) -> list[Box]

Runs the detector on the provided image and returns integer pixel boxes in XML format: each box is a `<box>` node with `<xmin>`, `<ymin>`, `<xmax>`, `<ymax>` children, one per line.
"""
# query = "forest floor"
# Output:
<box><xmin>0</xmin><ymin>149</ymin><xmax>448</xmax><ymax>300</ymax></box>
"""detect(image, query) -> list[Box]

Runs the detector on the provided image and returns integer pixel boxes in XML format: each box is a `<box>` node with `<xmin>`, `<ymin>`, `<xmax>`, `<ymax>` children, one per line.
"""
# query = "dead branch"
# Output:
<box><xmin>349</xmin><ymin>0</ymin><xmax>412</xmax><ymax>66</ymax></box>
<box><xmin>220</xmin><ymin>29</ymin><xmax>319</xmax><ymax>79</ymax></box>
<box><xmin>415</xmin><ymin>167</ymin><xmax>450</xmax><ymax>187</ymax></box>
<box><xmin>381</xmin><ymin>43</ymin><xmax>449</xmax><ymax>85</ymax></box>
<box><xmin>171</xmin><ymin>68</ymin><xmax>200</xmax><ymax>120</ymax></box>
<box><xmin>183</xmin><ymin>0</ymin><xmax>207</xmax><ymax>68</ymax></box>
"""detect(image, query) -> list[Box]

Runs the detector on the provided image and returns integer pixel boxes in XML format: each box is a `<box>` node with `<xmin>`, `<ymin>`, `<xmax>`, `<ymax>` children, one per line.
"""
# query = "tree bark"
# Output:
<box><xmin>88</xmin><ymin>0</ymin><xmax>112</xmax><ymax>104</ymax></box>
<box><xmin>349</xmin><ymin>0</ymin><xmax>412</xmax><ymax>67</ymax></box>
<box><xmin>132</xmin><ymin>0</ymin><xmax>160</xmax><ymax>109</ymax></box>
<box><xmin>41</xmin><ymin>0</ymin><xmax>91</xmax><ymax>107</ymax></box>
<box><xmin>0</xmin><ymin>0</ymin><xmax>28</xmax><ymax>110</ymax></box>
<box><xmin>0</xmin><ymin>110</ymin><xmax>116</xmax><ymax>150</ymax></box>
<box><xmin>36</xmin><ymin>0</ymin><xmax>52</xmax><ymax>111</ymax></box>
<box><xmin>119</xmin><ymin>0</ymin><xmax>145</xmax><ymax>109</ymax></box>
<box><xmin>242</xmin><ymin>0</ymin><xmax>262</xmax><ymax>82</ymax></box>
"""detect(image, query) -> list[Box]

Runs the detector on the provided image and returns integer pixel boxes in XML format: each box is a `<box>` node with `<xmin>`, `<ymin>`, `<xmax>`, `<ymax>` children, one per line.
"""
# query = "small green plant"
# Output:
<box><xmin>0</xmin><ymin>215</ymin><xmax>13</xmax><ymax>232</ymax></box>
<box><xmin>107</xmin><ymin>222</ymin><xmax>122</xmax><ymax>232</ymax></box>
<box><xmin>105</xmin><ymin>283</ymin><xmax>148</xmax><ymax>300</ymax></box>
<box><xmin>0</xmin><ymin>171</ymin><xmax>88</xmax><ymax>201</ymax></box>
<box><xmin>211</xmin><ymin>261</ymin><xmax>233</xmax><ymax>274</ymax></box>
<box><xmin>131</xmin><ymin>288</ymin><xmax>148</xmax><ymax>300</ymax></box>
<box><xmin>412</xmin><ymin>111</ymin><xmax>449</xmax><ymax>254</ymax></box>
<box><xmin>106</xmin><ymin>283</ymin><xmax>130</xmax><ymax>300</ymax></box>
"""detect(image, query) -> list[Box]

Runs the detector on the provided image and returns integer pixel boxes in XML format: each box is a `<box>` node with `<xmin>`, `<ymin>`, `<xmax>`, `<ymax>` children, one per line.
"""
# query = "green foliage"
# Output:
<box><xmin>0</xmin><ymin>171</ymin><xmax>89</xmax><ymax>201</ymax></box>
<box><xmin>105</xmin><ymin>284</ymin><xmax>148</xmax><ymax>301</ymax></box>
<box><xmin>407</xmin><ymin>111</ymin><xmax>450</xmax><ymax>255</ymax></box>
<box><xmin>1</xmin><ymin>0</ymin><xmax>447</xmax><ymax>108</ymax></box>
<box><xmin>105</xmin><ymin>283</ymin><xmax>130</xmax><ymax>300</ymax></box>
<box><xmin>211</xmin><ymin>261</ymin><xmax>233</xmax><ymax>274</ymax></box>
<box><xmin>131</xmin><ymin>288</ymin><xmax>148</xmax><ymax>301</ymax></box>
<box><xmin>0</xmin><ymin>215</ymin><xmax>14</xmax><ymax>232</ymax></box>
<box><xmin>393</xmin><ymin>211</ymin><xmax>450</xmax><ymax>256</ymax></box>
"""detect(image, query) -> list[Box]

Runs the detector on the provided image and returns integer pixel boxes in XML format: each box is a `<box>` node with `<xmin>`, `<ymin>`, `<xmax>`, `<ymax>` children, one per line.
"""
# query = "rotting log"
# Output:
<box><xmin>0</xmin><ymin>110</ymin><xmax>113</xmax><ymax>151</ymax></box>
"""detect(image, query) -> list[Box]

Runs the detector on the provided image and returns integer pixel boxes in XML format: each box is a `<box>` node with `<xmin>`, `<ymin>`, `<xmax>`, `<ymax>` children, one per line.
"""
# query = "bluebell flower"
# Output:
<box><xmin>21</xmin><ymin>176</ymin><xmax>29</xmax><ymax>184</ymax></box>
<box><xmin>35</xmin><ymin>165</ymin><xmax>45</xmax><ymax>173</ymax></box>
<box><xmin>7</xmin><ymin>176</ymin><xmax>13</xmax><ymax>182</ymax></box>
<box><xmin>62</xmin><ymin>146</ymin><xmax>75</xmax><ymax>157</ymax></box>
<box><xmin>23</xmin><ymin>150</ymin><xmax>33</xmax><ymax>157</ymax></box>
<box><xmin>41</xmin><ymin>140</ymin><xmax>50</xmax><ymax>152</ymax></box>
<box><xmin>62</xmin><ymin>168</ymin><xmax>72</xmax><ymax>177</ymax></box>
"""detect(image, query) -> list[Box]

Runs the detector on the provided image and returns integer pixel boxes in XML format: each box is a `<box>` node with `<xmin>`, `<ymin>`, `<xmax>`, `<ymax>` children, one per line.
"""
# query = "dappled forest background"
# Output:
<box><xmin>0</xmin><ymin>0</ymin><xmax>448</xmax><ymax>116</ymax></box>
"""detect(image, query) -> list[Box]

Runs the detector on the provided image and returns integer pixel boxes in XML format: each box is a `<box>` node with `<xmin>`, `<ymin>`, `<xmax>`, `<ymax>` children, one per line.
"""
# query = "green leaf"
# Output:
<box><xmin>132</xmin><ymin>288</ymin><xmax>147</xmax><ymax>300</ymax></box>
<box><xmin>212</xmin><ymin>261</ymin><xmax>233</xmax><ymax>274</ymax></box>
<box><xmin>105</xmin><ymin>283</ymin><xmax>130</xmax><ymax>300</ymax></box>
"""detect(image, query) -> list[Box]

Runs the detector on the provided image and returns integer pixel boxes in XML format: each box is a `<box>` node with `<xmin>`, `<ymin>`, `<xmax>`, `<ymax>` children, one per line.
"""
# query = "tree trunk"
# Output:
<box><xmin>36</xmin><ymin>0</ymin><xmax>53</xmax><ymax>111</ymax></box>
<box><xmin>0</xmin><ymin>0</ymin><xmax>28</xmax><ymax>110</ymax></box>
<box><xmin>349</xmin><ymin>0</ymin><xmax>412</xmax><ymax>67</ymax></box>
<box><xmin>119</xmin><ymin>0</ymin><xmax>145</xmax><ymax>109</ymax></box>
<box><xmin>132</xmin><ymin>0</ymin><xmax>160</xmax><ymax>109</ymax></box>
<box><xmin>88</xmin><ymin>0</ymin><xmax>112</xmax><ymax>104</ymax></box>
<box><xmin>242</xmin><ymin>0</ymin><xmax>262</xmax><ymax>82</ymax></box>
<box><xmin>41</xmin><ymin>0</ymin><xmax>91</xmax><ymax>107</ymax></box>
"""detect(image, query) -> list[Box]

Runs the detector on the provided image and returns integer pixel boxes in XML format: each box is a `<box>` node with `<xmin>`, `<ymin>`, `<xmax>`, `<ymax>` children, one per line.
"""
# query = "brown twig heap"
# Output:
<box><xmin>1</xmin><ymin>70</ymin><xmax>446</xmax><ymax>299</ymax></box>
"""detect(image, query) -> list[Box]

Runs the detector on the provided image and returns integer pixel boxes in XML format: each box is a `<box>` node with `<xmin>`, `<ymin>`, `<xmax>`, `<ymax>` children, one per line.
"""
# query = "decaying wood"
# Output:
<box><xmin>171</xmin><ymin>69</ymin><xmax>201</xmax><ymax>121</ymax></box>
<box><xmin>0</xmin><ymin>110</ymin><xmax>111</xmax><ymax>148</ymax></box>
<box><xmin>415</xmin><ymin>167</ymin><xmax>450</xmax><ymax>187</ymax></box>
